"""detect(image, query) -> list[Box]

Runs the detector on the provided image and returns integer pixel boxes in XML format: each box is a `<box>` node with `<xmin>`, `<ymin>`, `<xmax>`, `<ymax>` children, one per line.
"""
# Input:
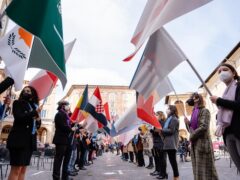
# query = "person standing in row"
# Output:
<box><xmin>7</xmin><ymin>86</ymin><xmax>42</xmax><ymax>180</ymax></box>
<box><xmin>186</xmin><ymin>92</ymin><xmax>218</xmax><ymax>180</ymax></box>
<box><xmin>210</xmin><ymin>63</ymin><xmax>240</xmax><ymax>172</ymax></box>
<box><xmin>52</xmin><ymin>100</ymin><xmax>75</xmax><ymax>180</ymax></box>
<box><xmin>159</xmin><ymin>105</ymin><xmax>179</xmax><ymax>180</ymax></box>
<box><xmin>150</xmin><ymin>111</ymin><xmax>167</xmax><ymax>178</ymax></box>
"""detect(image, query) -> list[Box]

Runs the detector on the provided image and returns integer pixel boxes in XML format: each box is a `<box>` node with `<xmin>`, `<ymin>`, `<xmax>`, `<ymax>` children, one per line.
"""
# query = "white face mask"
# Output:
<box><xmin>219</xmin><ymin>71</ymin><xmax>233</xmax><ymax>82</ymax></box>
<box><xmin>64</xmin><ymin>105</ymin><xmax>70</xmax><ymax>111</ymax></box>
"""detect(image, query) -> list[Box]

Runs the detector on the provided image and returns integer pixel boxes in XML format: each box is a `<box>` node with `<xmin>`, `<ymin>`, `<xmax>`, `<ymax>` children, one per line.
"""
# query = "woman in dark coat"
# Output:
<box><xmin>7</xmin><ymin>86</ymin><xmax>42</xmax><ymax>180</ymax></box>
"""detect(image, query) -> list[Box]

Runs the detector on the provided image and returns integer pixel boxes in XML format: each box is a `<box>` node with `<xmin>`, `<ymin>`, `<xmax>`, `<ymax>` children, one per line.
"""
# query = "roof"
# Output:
<box><xmin>200</xmin><ymin>42</ymin><xmax>240</xmax><ymax>87</ymax></box>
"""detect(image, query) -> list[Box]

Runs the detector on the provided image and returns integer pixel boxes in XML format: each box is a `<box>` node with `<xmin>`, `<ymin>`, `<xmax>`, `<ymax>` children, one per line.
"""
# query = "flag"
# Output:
<box><xmin>70</xmin><ymin>85</ymin><xmax>88</xmax><ymax>122</ymax></box>
<box><xmin>119</xmin><ymin>128</ymin><xmax>139</xmax><ymax>146</ymax></box>
<box><xmin>6</xmin><ymin>0</ymin><xmax>67</xmax><ymax>88</ymax></box>
<box><xmin>114</xmin><ymin>104</ymin><xmax>142</xmax><ymax>133</ymax></box>
<box><xmin>29</xmin><ymin>39</ymin><xmax>76</xmax><ymax>100</ymax></box>
<box><xmin>130</xmin><ymin>28</ymin><xmax>185</xmax><ymax>103</ymax></box>
<box><xmin>84</xmin><ymin>87</ymin><xmax>108</xmax><ymax>133</ymax></box>
<box><xmin>0</xmin><ymin>26</ymin><xmax>33</xmax><ymax>90</ymax></box>
<box><xmin>124</xmin><ymin>0</ymin><xmax>212</xmax><ymax>61</ymax></box>
<box><xmin>137</xmin><ymin>95</ymin><xmax>161</xmax><ymax>129</ymax></box>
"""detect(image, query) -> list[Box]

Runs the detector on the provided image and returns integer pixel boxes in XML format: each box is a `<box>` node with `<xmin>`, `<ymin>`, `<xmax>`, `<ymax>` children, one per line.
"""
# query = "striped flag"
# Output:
<box><xmin>70</xmin><ymin>84</ymin><xmax>88</xmax><ymax>122</ymax></box>
<box><xmin>124</xmin><ymin>0</ymin><xmax>212</xmax><ymax>61</ymax></box>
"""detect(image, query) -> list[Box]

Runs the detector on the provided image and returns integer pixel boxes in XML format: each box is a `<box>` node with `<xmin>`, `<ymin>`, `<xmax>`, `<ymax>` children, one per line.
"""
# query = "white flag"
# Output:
<box><xmin>114</xmin><ymin>104</ymin><xmax>142</xmax><ymax>133</ymax></box>
<box><xmin>124</xmin><ymin>0</ymin><xmax>212</xmax><ymax>61</ymax></box>
<box><xmin>130</xmin><ymin>28</ymin><xmax>185</xmax><ymax>103</ymax></box>
<box><xmin>0</xmin><ymin>26</ymin><xmax>33</xmax><ymax>90</ymax></box>
<box><xmin>119</xmin><ymin>128</ymin><xmax>139</xmax><ymax>146</ymax></box>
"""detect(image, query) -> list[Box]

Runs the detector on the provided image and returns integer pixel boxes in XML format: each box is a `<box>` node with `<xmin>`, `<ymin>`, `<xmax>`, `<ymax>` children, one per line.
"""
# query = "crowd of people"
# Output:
<box><xmin>0</xmin><ymin>63</ymin><xmax>239</xmax><ymax>180</ymax></box>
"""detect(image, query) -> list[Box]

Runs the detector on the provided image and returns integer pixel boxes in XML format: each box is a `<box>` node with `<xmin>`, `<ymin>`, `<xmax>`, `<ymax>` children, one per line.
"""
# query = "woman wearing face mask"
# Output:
<box><xmin>52</xmin><ymin>100</ymin><xmax>76</xmax><ymax>180</ymax></box>
<box><xmin>158</xmin><ymin>105</ymin><xmax>179</xmax><ymax>180</ymax></box>
<box><xmin>185</xmin><ymin>93</ymin><xmax>218</xmax><ymax>180</ymax></box>
<box><xmin>210</xmin><ymin>63</ymin><xmax>240</xmax><ymax>172</ymax></box>
<box><xmin>7</xmin><ymin>86</ymin><xmax>42</xmax><ymax>180</ymax></box>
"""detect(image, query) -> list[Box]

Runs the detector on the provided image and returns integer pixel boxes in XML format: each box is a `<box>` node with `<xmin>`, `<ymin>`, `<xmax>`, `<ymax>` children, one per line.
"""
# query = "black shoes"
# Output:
<box><xmin>146</xmin><ymin>164</ymin><xmax>154</xmax><ymax>169</ymax></box>
<box><xmin>68</xmin><ymin>171</ymin><xmax>78</xmax><ymax>176</ymax></box>
<box><xmin>157</xmin><ymin>173</ymin><xmax>168</xmax><ymax>179</ymax></box>
<box><xmin>79</xmin><ymin>166</ymin><xmax>87</xmax><ymax>170</ymax></box>
<box><xmin>150</xmin><ymin>170</ymin><xmax>159</xmax><ymax>176</ymax></box>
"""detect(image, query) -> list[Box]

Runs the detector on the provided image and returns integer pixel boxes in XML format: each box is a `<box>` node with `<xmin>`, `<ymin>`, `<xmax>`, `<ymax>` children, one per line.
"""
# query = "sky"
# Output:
<box><xmin>9</xmin><ymin>0</ymin><xmax>240</xmax><ymax>110</ymax></box>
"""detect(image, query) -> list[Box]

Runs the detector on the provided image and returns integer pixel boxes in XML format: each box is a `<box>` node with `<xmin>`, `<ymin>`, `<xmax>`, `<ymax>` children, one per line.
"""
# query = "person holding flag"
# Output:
<box><xmin>7</xmin><ymin>86</ymin><xmax>42</xmax><ymax>180</ymax></box>
<box><xmin>52</xmin><ymin>100</ymin><xmax>76</xmax><ymax>180</ymax></box>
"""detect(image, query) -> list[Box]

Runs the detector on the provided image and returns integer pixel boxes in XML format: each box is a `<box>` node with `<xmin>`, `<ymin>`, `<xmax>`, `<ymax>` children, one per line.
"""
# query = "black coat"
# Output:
<box><xmin>152</xmin><ymin>120</ymin><xmax>165</xmax><ymax>149</ymax></box>
<box><xmin>216</xmin><ymin>83</ymin><xmax>240</xmax><ymax>142</ymax></box>
<box><xmin>52</xmin><ymin>110</ymin><xmax>72</xmax><ymax>145</ymax></box>
<box><xmin>7</xmin><ymin>100</ymin><xmax>41</xmax><ymax>151</ymax></box>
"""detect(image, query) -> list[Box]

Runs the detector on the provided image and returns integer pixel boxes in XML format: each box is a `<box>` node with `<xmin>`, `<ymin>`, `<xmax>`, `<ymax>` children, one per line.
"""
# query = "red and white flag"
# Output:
<box><xmin>84</xmin><ymin>87</ymin><xmax>108</xmax><ymax>133</ymax></box>
<box><xmin>124</xmin><ymin>0</ymin><xmax>212</xmax><ymax>61</ymax></box>
<box><xmin>130</xmin><ymin>28</ymin><xmax>183</xmax><ymax>104</ymax></box>
<box><xmin>29</xmin><ymin>39</ymin><xmax>76</xmax><ymax>100</ymax></box>
<box><xmin>137</xmin><ymin>95</ymin><xmax>161</xmax><ymax>129</ymax></box>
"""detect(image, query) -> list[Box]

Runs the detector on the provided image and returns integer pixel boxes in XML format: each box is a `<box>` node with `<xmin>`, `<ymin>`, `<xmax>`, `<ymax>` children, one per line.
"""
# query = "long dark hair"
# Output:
<box><xmin>19</xmin><ymin>86</ymin><xmax>39</xmax><ymax>105</ymax></box>
<box><xmin>168</xmin><ymin>105</ymin><xmax>178</xmax><ymax>118</ymax></box>
<box><xmin>220</xmin><ymin>63</ymin><xmax>240</xmax><ymax>82</ymax></box>
<box><xmin>191</xmin><ymin>92</ymin><xmax>205</xmax><ymax>108</ymax></box>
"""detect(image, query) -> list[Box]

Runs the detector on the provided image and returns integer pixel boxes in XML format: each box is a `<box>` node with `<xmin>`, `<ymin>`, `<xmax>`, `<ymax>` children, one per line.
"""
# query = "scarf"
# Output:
<box><xmin>217</xmin><ymin>80</ymin><xmax>237</xmax><ymax>129</ymax></box>
<box><xmin>163</xmin><ymin>116</ymin><xmax>172</xmax><ymax>129</ymax></box>
<box><xmin>190</xmin><ymin>107</ymin><xmax>199</xmax><ymax>130</ymax></box>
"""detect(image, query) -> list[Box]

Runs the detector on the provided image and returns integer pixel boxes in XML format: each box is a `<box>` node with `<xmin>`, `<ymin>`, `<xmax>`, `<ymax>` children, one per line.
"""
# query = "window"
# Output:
<box><xmin>41</xmin><ymin>110</ymin><xmax>47</xmax><ymax>118</ymax></box>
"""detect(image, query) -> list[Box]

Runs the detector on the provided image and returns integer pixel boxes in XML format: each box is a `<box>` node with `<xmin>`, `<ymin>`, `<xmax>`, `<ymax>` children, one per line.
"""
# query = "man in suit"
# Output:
<box><xmin>52</xmin><ymin>100</ymin><xmax>76</xmax><ymax>180</ymax></box>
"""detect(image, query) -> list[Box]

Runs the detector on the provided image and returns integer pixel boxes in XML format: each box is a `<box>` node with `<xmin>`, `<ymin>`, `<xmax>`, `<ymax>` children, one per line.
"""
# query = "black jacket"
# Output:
<box><xmin>216</xmin><ymin>83</ymin><xmax>240</xmax><ymax>142</ymax></box>
<box><xmin>52</xmin><ymin>110</ymin><xmax>72</xmax><ymax>145</ymax></box>
<box><xmin>151</xmin><ymin>120</ymin><xmax>165</xmax><ymax>149</ymax></box>
<box><xmin>7</xmin><ymin>100</ymin><xmax>41</xmax><ymax>151</ymax></box>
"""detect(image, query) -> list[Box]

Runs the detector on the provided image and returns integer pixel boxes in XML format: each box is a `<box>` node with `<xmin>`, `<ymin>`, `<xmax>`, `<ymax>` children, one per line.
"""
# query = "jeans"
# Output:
<box><xmin>68</xmin><ymin>148</ymin><xmax>77</xmax><ymax>172</ymax></box>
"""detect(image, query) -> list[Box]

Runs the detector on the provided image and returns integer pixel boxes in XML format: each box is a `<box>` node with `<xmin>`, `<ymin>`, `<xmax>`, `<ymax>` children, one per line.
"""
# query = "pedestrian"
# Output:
<box><xmin>52</xmin><ymin>100</ymin><xmax>75</xmax><ymax>180</ymax></box>
<box><xmin>210</xmin><ymin>63</ymin><xmax>240</xmax><ymax>172</ymax></box>
<box><xmin>137</xmin><ymin>128</ymin><xmax>145</xmax><ymax>167</ymax></box>
<box><xmin>150</xmin><ymin>111</ymin><xmax>167</xmax><ymax>177</ymax></box>
<box><xmin>127</xmin><ymin>141</ymin><xmax>134</xmax><ymax>163</ymax></box>
<box><xmin>140</xmin><ymin>124</ymin><xmax>154</xmax><ymax>169</ymax></box>
<box><xmin>186</xmin><ymin>92</ymin><xmax>218</xmax><ymax>180</ymax></box>
<box><xmin>7</xmin><ymin>86</ymin><xmax>42</xmax><ymax>180</ymax></box>
<box><xmin>158</xmin><ymin>105</ymin><xmax>179</xmax><ymax>180</ymax></box>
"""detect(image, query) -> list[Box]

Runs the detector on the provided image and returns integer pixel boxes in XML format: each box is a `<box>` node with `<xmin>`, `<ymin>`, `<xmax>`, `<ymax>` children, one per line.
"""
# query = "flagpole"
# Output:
<box><xmin>0</xmin><ymin>11</ymin><xmax>6</xmax><ymax>22</ymax></box>
<box><xmin>186</xmin><ymin>58</ymin><xmax>212</xmax><ymax>96</ymax></box>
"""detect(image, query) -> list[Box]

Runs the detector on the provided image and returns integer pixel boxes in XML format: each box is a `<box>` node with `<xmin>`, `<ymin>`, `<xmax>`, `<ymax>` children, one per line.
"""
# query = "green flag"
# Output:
<box><xmin>6</xmin><ymin>0</ymin><xmax>67</xmax><ymax>88</ymax></box>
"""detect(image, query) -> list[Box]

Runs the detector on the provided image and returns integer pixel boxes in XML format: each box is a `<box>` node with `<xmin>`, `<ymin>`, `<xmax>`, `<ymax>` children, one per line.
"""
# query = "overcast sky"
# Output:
<box><xmin>21</xmin><ymin>0</ymin><xmax>240</xmax><ymax>109</ymax></box>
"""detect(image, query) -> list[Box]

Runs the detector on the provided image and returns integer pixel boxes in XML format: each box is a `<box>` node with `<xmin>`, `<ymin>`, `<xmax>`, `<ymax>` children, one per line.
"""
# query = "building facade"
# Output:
<box><xmin>0</xmin><ymin>68</ymin><xmax>57</xmax><ymax>144</ymax></box>
<box><xmin>165</xmin><ymin>42</ymin><xmax>240</xmax><ymax>140</ymax></box>
<box><xmin>62</xmin><ymin>85</ymin><xmax>136</xmax><ymax>121</ymax></box>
